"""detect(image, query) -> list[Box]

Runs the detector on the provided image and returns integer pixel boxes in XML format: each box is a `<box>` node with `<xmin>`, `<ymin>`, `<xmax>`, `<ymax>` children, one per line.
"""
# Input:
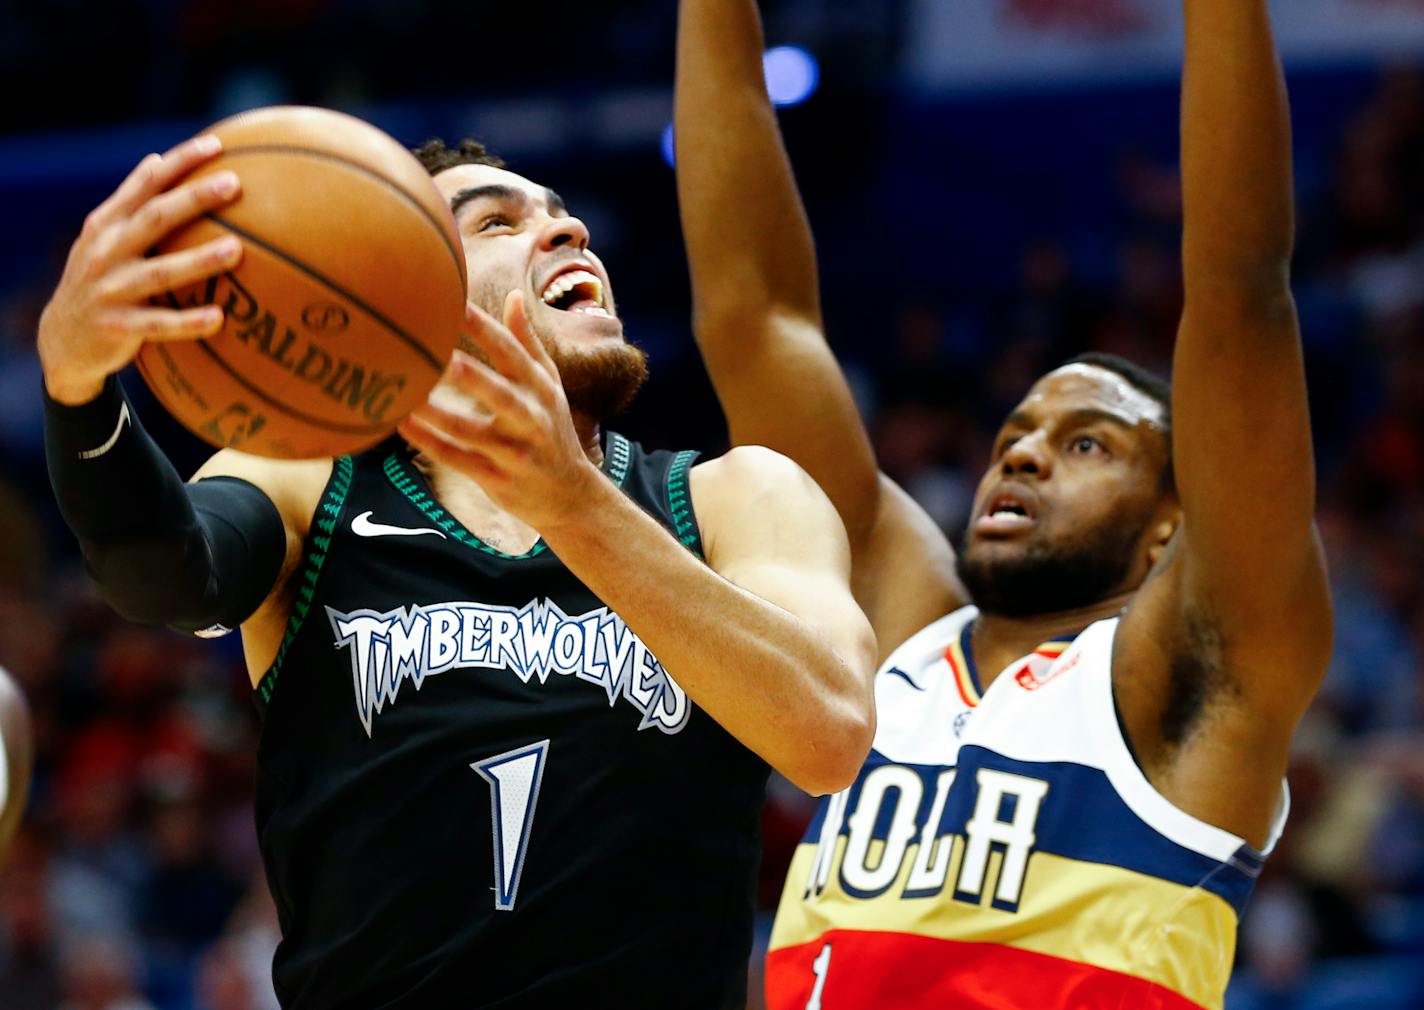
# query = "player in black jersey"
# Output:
<box><xmin>39</xmin><ymin>128</ymin><xmax>877</xmax><ymax>1005</ymax></box>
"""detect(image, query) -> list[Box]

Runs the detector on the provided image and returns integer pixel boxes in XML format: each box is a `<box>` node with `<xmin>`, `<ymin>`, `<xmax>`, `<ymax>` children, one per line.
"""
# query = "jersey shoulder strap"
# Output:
<box><xmin>606</xmin><ymin>432</ymin><xmax>703</xmax><ymax>559</ymax></box>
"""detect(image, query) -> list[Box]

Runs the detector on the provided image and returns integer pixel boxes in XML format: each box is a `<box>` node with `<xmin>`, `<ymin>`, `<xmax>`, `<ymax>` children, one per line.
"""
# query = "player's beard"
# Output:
<box><xmin>955</xmin><ymin>516</ymin><xmax>1144</xmax><ymax>618</ymax></box>
<box><xmin>463</xmin><ymin>285</ymin><xmax>648</xmax><ymax>424</ymax></box>
<box><xmin>549</xmin><ymin>341</ymin><xmax>648</xmax><ymax>423</ymax></box>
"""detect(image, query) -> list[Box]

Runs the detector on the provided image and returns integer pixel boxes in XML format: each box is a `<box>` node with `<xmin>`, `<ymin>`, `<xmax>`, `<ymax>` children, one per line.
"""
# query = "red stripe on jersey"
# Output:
<box><xmin>766</xmin><ymin>930</ymin><xmax>1207</xmax><ymax>1010</ymax></box>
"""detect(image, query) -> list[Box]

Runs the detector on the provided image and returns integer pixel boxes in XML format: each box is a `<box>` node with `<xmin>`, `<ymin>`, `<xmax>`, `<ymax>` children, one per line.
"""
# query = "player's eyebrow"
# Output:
<box><xmin>449</xmin><ymin>184</ymin><xmax>569</xmax><ymax>221</ymax></box>
<box><xmin>1002</xmin><ymin>406</ymin><xmax>1137</xmax><ymax>433</ymax></box>
<box><xmin>449</xmin><ymin>184</ymin><xmax>531</xmax><ymax>219</ymax></box>
<box><xmin>1059</xmin><ymin>406</ymin><xmax>1139</xmax><ymax>430</ymax></box>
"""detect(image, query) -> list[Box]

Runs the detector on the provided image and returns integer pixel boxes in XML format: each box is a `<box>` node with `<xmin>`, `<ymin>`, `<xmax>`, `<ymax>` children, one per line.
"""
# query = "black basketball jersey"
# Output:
<box><xmin>252</xmin><ymin>433</ymin><xmax>770</xmax><ymax>1010</ymax></box>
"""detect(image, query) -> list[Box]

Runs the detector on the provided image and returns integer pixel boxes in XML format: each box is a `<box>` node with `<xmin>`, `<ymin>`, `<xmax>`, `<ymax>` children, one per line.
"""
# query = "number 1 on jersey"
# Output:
<box><xmin>471</xmin><ymin>740</ymin><xmax>550</xmax><ymax>911</ymax></box>
<box><xmin>805</xmin><ymin>942</ymin><xmax>832</xmax><ymax>1010</ymax></box>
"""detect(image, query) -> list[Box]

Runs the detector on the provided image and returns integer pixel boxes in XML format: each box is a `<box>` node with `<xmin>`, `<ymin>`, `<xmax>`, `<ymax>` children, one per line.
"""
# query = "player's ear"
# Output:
<box><xmin>1145</xmin><ymin>506</ymin><xmax>1182</xmax><ymax>569</ymax></box>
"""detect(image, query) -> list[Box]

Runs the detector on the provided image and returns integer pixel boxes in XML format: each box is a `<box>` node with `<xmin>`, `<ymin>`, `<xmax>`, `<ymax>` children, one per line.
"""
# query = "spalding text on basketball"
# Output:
<box><xmin>176</xmin><ymin>275</ymin><xmax>407</xmax><ymax>425</ymax></box>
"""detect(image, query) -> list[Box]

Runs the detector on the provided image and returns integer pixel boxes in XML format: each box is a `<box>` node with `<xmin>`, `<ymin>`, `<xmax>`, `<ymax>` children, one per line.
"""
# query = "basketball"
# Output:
<box><xmin>135</xmin><ymin>106</ymin><xmax>467</xmax><ymax>459</ymax></box>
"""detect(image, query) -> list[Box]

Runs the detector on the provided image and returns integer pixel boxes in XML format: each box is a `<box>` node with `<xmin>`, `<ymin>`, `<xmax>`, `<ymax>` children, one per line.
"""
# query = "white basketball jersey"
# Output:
<box><xmin>767</xmin><ymin>606</ymin><xmax>1287</xmax><ymax>1010</ymax></box>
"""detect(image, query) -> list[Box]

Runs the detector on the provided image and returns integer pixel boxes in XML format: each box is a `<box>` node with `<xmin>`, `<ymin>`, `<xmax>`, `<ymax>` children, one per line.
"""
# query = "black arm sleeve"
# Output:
<box><xmin>44</xmin><ymin>376</ymin><xmax>287</xmax><ymax>636</ymax></box>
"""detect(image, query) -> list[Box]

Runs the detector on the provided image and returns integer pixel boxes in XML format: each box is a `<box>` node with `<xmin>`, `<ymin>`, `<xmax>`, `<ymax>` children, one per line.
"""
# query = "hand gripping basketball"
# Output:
<box><xmin>398</xmin><ymin>292</ymin><xmax>602</xmax><ymax>531</ymax></box>
<box><xmin>37</xmin><ymin>135</ymin><xmax>244</xmax><ymax>406</ymax></box>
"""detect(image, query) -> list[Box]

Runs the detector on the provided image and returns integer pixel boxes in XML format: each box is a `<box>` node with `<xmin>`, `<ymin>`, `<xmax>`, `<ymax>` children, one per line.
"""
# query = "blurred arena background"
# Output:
<box><xmin>1</xmin><ymin>1</ymin><xmax>1423</xmax><ymax>1008</ymax></box>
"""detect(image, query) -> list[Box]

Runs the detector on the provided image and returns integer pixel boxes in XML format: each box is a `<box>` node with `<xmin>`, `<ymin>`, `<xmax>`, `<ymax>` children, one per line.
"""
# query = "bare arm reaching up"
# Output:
<box><xmin>1115</xmin><ymin>0</ymin><xmax>1332</xmax><ymax>848</ymax></box>
<box><xmin>675</xmin><ymin>0</ymin><xmax>962</xmax><ymax>655</ymax></box>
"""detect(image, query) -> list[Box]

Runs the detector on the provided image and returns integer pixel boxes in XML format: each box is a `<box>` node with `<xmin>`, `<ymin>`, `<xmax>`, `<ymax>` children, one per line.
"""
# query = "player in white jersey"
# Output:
<box><xmin>0</xmin><ymin>665</ymin><xmax>33</xmax><ymax>862</ymax></box>
<box><xmin>673</xmin><ymin>0</ymin><xmax>1329</xmax><ymax>1007</ymax></box>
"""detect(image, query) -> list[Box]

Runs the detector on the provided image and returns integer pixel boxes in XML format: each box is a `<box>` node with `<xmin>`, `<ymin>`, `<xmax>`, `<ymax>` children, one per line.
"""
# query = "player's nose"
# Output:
<box><xmin>538</xmin><ymin>213</ymin><xmax>590</xmax><ymax>253</ymax></box>
<box><xmin>1001</xmin><ymin>431</ymin><xmax>1052</xmax><ymax>479</ymax></box>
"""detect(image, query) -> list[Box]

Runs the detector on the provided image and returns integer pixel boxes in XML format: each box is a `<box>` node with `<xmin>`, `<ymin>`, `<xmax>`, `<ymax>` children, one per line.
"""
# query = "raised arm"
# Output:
<box><xmin>401</xmin><ymin>296</ymin><xmax>877</xmax><ymax>795</ymax></box>
<box><xmin>39</xmin><ymin>137</ymin><xmax>324</xmax><ymax>682</ymax></box>
<box><xmin>675</xmin><ymin>0</ymin><xmax>962</xmax><ymax>643</ymax></box>
<box><xmin>1118</xmin><ymin>0</ymin><xmax>1331</xmax><ymax>844</ymax></box>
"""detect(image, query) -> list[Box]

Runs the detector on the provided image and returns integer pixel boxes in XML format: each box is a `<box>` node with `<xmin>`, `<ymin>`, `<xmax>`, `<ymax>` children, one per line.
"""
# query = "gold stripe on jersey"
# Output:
<box><xmin>943</xmin><ymin>634</ymin><xmax>981</xmax><ymax>706</ymax></box>
<box><xmin>770</xmin><ymin>839</ymin><xmax>1238</xmax><ymax>1010</ymax></box>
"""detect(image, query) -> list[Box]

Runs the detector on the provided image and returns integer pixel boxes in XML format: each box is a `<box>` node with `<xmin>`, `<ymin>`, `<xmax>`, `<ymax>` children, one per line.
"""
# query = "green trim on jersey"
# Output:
<box><xmin>604</xmin><ymin>431</ymin><xmax>632</xmax><ymax>487</ymax></box>
<box><xmin>666</xmin><ymin>449</ymin><xmax>701</xmax><ymax>557</ymax></box>
<box><xmin>381</xmin><ymin>452</ymin><xmax>549</xmax><ymax>560</ymax></box>
<box><xmin>255</xmin><ymin>454</ymin><xmax>355</xmax><ymax>705</ymax></box>
<box><xmin>379</xmin><ymin>433</ymin><xmax>635</xmax><ymax>562</ymax></box>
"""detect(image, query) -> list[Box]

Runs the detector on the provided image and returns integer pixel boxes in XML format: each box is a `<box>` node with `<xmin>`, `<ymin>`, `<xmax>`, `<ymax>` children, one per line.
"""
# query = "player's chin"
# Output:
<box><xmin>963</xmin><ymin>533</ymin><xmax>1039</xmax><ymax>566</ymax></box>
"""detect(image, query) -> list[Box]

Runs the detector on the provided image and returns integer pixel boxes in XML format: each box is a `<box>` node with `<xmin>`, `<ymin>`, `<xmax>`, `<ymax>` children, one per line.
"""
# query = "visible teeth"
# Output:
<box><xmin>541</xmin><ymin>269</ymin><xmax>603</xmax><ymax>307</ymax></box>
<box><xmin>991</xmin><ymin>509</ymin><xmax>1025</xmax><ymax>520</ymax></box>
<box><xmin>574</xmin><ymin>305</ymin><xmax>612</xmax><ymax>317</ymax></box>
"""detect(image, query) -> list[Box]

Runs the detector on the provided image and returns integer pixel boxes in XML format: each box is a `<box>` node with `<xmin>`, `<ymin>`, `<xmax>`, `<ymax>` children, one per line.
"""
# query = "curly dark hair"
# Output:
<box><xmin>411</xmin><ymin>137</ymin><xmax>506</xmax><ymax>176</ymax></box>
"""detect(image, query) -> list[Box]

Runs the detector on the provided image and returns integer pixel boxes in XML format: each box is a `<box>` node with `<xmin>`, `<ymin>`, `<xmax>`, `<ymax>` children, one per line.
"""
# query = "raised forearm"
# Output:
<box><xmin>45</xmin><ymin>378</ymin><xmax>286</xmax><ymax>632</ymax></box>
<box><xmin>1181</xmin><ymin>0</ymin><xmax>1295</xmax><ymax>298</ymax></box>
<box><xmin>542</xmin><ymin>470</ymin><xmax>871</xmax><ymax>794</ymax></box>
<box><xmin>675</xmin><ymin>0</ymin><xmax>821</xmax><ymax>329</ymax></box>
<box><xmin>1167</xmin><ymin>0</ymin><xmax>1330</xmax><ymax>725</ymax></box>
<box><xmin>674</xmin><ymin>0</ymin><xmax>882</xmax><ymax>549</ymax></box>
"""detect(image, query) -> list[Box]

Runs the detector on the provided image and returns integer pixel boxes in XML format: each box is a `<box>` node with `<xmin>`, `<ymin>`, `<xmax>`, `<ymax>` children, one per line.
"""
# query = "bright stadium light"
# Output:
<box><xmin>764</xmin><ymin>45</ymin><xmax>820</xmax><ymax>108</ymax></box>
<box><xmin>661</xmin><ymin>122</ymin><xmax>676</xmax><ymax>168</ymax></box>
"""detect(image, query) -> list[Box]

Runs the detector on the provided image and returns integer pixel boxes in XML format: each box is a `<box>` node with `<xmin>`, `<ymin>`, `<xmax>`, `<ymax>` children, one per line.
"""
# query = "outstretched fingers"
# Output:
<box><xmin>88</xmin><ymin>134</ymin><xmax>224</xmax><ymax>235</ymax></box>
<box><xmin>461</xmin><ymin>296</ymin><xmax>558</xmax><ymax>395</ymax></box>
<box><xmin>398</xmin><ymin>413</ymin><xmax>505</xmax><ymax>484</ymax></box>
<box><xmin>111</xmin><ymin>171</ymin><xmax>242</xmax><ymax>263</ymax></box>
<box><xmin>98</xmin><ymin>236</ymin><xmax>244</xmax><ymax>304</ymax></box>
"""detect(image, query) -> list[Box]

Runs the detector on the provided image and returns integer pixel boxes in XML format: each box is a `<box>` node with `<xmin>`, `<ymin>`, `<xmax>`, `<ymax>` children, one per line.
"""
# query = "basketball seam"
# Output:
<box><xmin>206</xmin><ymin>213</ymin><xmax>446</xmax><ymax>373</ymax></box>
<box><xmin>218</xmin><ymin>144</ymin><xmax>466</xmax><ymax>287</ymax></box>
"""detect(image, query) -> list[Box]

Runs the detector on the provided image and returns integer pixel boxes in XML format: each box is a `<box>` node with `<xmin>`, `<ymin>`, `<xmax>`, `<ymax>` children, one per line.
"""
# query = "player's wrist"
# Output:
<box><xmin>537</xmin><ymin>459</ymin><xmax>621</xmax><ymax>540</ymax></box>
<box><xmin>42</xmin><ymin>370</ymin><xmax>108</xmax><ymax>408</ymax></box>
<box><xmin>41</xmin><ymin>373</ymin><xmax>124</xmax><ymax>435</ymax></box>
<box><xmin>37</xmin><ymin>326</ymin><xmax>108</xmax><ymax>407</ymax></box>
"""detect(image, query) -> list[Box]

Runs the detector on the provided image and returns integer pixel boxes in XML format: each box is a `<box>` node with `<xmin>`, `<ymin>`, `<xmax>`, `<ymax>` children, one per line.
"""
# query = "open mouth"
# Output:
<box><xmin>540</xmin><ymin>269</ymin><xmax>610</xmax><ymax>317</ymax></box>
<box><xmin>986</xmin><ymin>493</ymin><xmax>1033</xmax><ymax>521</ymax></box>
<box><xmin>975</xmin><ymin>488</ymin><xmax>1038</xmax><ymax>536</ymax></box>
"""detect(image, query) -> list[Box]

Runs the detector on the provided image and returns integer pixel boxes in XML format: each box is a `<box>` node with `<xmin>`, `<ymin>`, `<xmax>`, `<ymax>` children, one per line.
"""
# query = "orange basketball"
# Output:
<box><xmin>135</xmin><ymin>106</ymin><xmax>466</xmax><ymax>459</ymax></box>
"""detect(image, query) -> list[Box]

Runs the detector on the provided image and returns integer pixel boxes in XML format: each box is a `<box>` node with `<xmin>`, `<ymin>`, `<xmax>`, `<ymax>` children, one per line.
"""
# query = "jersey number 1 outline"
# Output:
<box><xmin>805</xmin><ymin>941</ymin><xmax>832</xmax><ymax>1010</ymax></box>
<box><xmin>471</xmin><ymin>740</ymin><xmax>550</xmax><ymax>911</ymax></box>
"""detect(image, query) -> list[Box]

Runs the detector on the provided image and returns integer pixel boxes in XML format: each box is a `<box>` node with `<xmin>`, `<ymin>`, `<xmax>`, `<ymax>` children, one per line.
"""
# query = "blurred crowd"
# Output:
<box><xmin>0</xmin><ymin>41</ymin><xmax>1421</xmax><ymax>1010</ymax></box>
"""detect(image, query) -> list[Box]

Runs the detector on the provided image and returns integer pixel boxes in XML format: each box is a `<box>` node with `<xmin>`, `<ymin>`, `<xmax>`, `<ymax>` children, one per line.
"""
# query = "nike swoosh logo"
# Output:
<box><xmin>351</xmin><ymin>511</ymin><xmax>448</xmax><ymax>539</ymax></box>
<box><xmin>78</xmin><ymin>401</ymin><xmax>130</xmax><ymax>460</ymax></box>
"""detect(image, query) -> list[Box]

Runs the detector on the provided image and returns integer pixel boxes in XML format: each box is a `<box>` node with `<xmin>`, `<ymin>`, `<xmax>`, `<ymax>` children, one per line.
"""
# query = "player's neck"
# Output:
<box><xmin>573</xmin><ymin>413</ymin><xmax>604</xmax><ymax>469</ymax></box>
<box><xmin>970</xmin><ymin>590</ymin><xmax>1134</xmax><ymax>690</ymax></box>
<box><xmin>415</xmin><ymin>418</ymin><xmax>605</xmax><ymax>551</ymax></box>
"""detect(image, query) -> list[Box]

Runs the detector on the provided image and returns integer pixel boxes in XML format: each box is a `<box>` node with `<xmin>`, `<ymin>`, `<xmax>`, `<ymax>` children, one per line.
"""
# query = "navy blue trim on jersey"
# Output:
<box><xmin>961</xmin><ymin>619</ymin><xmax>1081</xmax><ymax>698</ymax></box>
<box><xmin>959</xmin><ymin>620</ymin><xmax>985</xmax><ymax>698</ymax></box>
<box><xmin>805</xmin><ymin>746</ymin><xmax>1261</xmax><ymax>916</ymax></box>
